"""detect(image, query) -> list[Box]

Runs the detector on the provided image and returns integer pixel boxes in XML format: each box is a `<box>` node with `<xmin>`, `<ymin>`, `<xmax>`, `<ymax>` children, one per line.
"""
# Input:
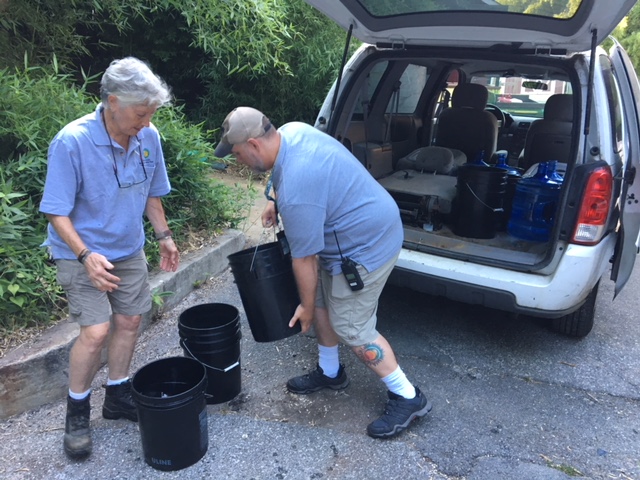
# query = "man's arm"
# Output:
<box><xmin>289</xmin><ymin>254</ymin><xmax>318</xmax><ymax>333</ymax></box>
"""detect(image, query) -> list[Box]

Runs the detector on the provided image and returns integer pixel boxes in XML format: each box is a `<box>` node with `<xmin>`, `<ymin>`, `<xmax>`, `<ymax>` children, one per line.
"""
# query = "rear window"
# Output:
<box><xmin>357</xmin><ymin>0</ymin><xmax>581</xmax><ymax>19</ymax></box>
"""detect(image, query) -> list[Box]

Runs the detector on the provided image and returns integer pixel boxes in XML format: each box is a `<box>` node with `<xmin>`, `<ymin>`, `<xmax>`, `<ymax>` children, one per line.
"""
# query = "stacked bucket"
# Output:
<box><xmin>178</xmin><ymin>303</ymin><xmax>243</xmax><ymax>404</ymax></box>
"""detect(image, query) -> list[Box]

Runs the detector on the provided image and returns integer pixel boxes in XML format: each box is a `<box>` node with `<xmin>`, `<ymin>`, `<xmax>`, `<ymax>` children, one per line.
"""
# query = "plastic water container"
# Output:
<box><xmin>507</xmin><ymin>161</ymin><xmax>563</xmax><ymax>242</ymax></box>
<box><xmin>470</xmin><ymin>150</ymin><xmax>489</xmax><ymax>166</ymax></box>
<box><xmin>493</xmin><ymin>152</ymin><xmax>522</xmax><ymax>176</ymax></box>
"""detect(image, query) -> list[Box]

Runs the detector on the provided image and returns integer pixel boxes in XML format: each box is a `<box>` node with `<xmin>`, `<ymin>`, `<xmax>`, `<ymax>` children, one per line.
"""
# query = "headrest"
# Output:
<box><xmin>451</xmin><ymin>83</ymin><xmax>489</xmax><ymax>110</ymax></box>
<box><xmin>544</xmin><ymin>94</ymin><xmax>573</xmax><ymax>122</ymax></box>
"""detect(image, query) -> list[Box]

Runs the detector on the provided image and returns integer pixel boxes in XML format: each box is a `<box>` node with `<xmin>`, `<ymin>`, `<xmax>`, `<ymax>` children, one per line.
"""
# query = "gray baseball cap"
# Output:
<box><xmin>214</xmin><ymin>107</ymin><xmax>272</xmax><ymax>158</ymax></box>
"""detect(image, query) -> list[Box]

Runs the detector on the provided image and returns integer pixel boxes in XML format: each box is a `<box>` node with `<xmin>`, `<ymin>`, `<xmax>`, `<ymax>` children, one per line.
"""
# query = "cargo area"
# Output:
<box><xmin>329</xmin><ymin>50</ymin><xmax>577</xmax><ymax>269</ymax></box>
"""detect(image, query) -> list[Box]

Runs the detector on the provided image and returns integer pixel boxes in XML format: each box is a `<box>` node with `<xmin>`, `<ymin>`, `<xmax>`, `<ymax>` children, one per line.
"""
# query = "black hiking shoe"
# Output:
<box><xmin>366</xmin><ymin>386</ymin><xmax>432</xmax><ymax>439</ymax></box>
<box><xmin>64</xmin><ymin>395</ymin><xmax>92</xmax><ymax>459</ymax></box>
<box><xmin>286</xmin><ymin>364</ymin><xmax>349</xmax><ymax>394</ymax></box>
<box><xmin>102</xmin><ymin>380</ymin><xmax>138</xmax><ymax>422</ymax></box>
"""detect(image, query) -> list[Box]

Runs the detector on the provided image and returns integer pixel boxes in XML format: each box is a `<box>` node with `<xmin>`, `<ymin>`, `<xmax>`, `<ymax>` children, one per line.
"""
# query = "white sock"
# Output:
<box><xmin>106</xmin><ymin>377</ymin><xmax>129</xmax><ymax>386</ymax></box>
<box><xmin>69</xmin><ymin>388</ymin><xmax>91</xmax><ymax>400</ymax></box>
<box><xmin>318</xmin><ymin>344</ymin><xmax>340</xmax><ymax>378</ymax></box>
<box><xmin>382</xmin><ymin>366</ymin><xmax>416</xmax><ymax>399</ymax></box>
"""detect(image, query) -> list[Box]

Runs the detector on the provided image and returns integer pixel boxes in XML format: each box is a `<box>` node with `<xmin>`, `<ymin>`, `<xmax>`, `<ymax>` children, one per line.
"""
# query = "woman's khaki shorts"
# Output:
<box><xmin>55</xmin><ymin>250</ymin><xmax>151</xmax><ymax>326</ymax></box>
<box><xmin>315</xmin><ymin>252</ymin><xmax>399</xmax><ymax>346</ymax></box>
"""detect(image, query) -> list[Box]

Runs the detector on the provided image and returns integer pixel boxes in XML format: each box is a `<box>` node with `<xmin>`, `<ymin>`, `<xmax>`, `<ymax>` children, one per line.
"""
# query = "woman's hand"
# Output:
<box><xmin>83</xmin><ymin>252</ymin><xmax>120</xmax><ymax>292</ymax></box>
<box><xmin>159</xmin><ymin>237</ymin><xmax>180</xmax><ymax>272</ymax></box>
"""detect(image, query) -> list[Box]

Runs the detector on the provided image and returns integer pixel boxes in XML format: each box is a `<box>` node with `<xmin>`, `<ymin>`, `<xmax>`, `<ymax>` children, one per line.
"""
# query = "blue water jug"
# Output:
<box><xmin>470</xmin><ymin>150</ymin><xmax>489</xmax><ymax>166</ymax></box>
<box><xmin>507</xmin><ymin>161</ymin><xmax>563</xmax><ymax>242</ymax></box>
<box><xmin>494</xmin><ymin>152</ymin><xmax>522</xmax><ymax>176</ymax></box>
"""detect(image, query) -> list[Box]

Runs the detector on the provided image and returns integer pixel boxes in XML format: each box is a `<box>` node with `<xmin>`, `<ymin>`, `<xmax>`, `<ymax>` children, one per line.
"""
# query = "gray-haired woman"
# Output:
<box><xmin>40</xmin><ymin>57</ymin><xmax>179</xmax><ymax>459</ymax></box>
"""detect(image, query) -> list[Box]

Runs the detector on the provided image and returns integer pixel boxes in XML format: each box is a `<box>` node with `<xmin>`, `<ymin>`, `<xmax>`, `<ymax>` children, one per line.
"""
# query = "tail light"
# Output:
<box><xmin>571</xmin><ymin>166</ymin><xmax>613</xmax><ymax>245</ymax></box>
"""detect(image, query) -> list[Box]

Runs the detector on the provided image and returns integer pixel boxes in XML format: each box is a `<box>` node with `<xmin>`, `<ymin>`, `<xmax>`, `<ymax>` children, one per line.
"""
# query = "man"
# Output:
<box><xmin>40</xmin><ymin>57</ymin><xmax>180</xmax><ymax>459</ymax></box>
<box><xmin>214</xmin><ymin>107</ymin><xmax>431</xmax><ymax>438</ymax></box>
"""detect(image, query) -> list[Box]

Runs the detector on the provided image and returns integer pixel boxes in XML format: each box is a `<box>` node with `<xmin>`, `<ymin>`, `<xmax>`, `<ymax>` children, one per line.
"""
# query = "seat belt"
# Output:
<box><xmin>385</xmin><ymin>80</ymin><xmax>402</xmax><ymax>145</ymax></box>
<box><xmin>431</xmin><ymin>88</ymin><xmax>450</xmax><ymax>145</ymax></box>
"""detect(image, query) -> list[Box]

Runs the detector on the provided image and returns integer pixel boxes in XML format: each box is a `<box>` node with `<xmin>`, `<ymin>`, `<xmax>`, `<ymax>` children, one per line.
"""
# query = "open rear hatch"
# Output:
<box><xmin>304</xmin><ymin>0</ymin><xmax>635</xmax><ymax>53</ymax></box>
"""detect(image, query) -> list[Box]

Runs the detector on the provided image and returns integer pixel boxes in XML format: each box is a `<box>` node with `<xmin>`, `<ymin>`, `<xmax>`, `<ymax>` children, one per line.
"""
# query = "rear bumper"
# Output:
<box><xmin>390</xmin><ymin>235</ymin><xmax>616</xmax><ymax>318</ymax></box>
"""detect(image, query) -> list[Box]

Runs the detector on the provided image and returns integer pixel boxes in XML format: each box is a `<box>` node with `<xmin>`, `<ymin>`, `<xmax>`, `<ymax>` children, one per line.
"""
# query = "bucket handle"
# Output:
<box><xmin>249</xmin><ymin>226</ymin><xmax>288</xmax><ymax>274</ymax></box>
<box><xmin>463</xmin><ymin>182</ymin><xmax>504</xmax><ymax>213</ymax></box>
<box><xmin>180</xmin><ymin>340</ymin><xmax>240</xmax><ymax>373</ymax></box>
<box><xmin>249</xmin><ymin>227</ymin><xmax>279</xmax><ymax>272</ymax></box>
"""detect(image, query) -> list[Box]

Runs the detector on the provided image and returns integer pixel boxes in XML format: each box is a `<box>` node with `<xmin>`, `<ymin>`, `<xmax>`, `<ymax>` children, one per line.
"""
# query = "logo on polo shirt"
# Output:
<box><xmin>143</xmin><ymin>148</ymin><xmax>150</xmax><ymax>159</ymax></box>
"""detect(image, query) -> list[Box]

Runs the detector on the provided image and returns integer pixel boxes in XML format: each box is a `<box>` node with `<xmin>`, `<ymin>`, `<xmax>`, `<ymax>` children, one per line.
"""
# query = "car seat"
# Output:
<box><xmin>434</xmin><ymin>83</ymin><xmax>498</xmax><ymax>162</ymax></box>
<box><xmin>519</xmin><ymin>94</ymin><xmax>574</xmax><ymax>171</ymax></box>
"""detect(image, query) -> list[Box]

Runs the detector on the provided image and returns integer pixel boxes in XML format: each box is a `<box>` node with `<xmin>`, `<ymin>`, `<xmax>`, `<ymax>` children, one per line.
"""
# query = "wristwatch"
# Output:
<box><xmin>155</xmin><ymin>229</ymin><xmax>173</xmax><ymax>241</ymax></box>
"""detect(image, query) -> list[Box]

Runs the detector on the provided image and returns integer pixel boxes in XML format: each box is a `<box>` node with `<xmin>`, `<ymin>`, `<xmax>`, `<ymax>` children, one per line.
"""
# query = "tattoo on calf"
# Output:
<box><xmin>356</xmin><ymin>343</ymin><xmax>384</xmax><ymax>367</ymax></box>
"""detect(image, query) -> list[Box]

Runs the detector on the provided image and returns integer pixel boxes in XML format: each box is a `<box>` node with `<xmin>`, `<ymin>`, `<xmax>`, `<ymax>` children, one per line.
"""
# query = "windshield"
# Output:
<box><xmin>472</xmin><ymin>75</ymin><xmax>573</xmax><ymax>119</ymax></box>
<box><xmin>357</xmin><ymin>0</ymin><xmax>582</xmax><ymax>19</ymax></box>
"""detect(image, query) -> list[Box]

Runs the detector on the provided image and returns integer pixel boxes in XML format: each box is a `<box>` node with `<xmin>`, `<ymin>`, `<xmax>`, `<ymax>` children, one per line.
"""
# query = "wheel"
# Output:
<box><xmin>550</xmin><ymin>281</ymin><xmax>599</xmax><ymax>338</ymax></box>
<box><xmin>485</xmin><ymin>103</ymin><xmax>506</xmax><ymax>135</ymax></box>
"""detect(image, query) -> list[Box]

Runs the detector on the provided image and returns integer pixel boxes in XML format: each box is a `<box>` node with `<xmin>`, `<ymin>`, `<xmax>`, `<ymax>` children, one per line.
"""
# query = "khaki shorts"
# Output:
<box><xmin>55</xmin><ymin>250</ymin><xmax>151</xmax><ymax>326</ymax></box>
<box><xmin>315</xmin><ymin>252</ymin><xmax>399</xmax><ymax>346</ymax></box>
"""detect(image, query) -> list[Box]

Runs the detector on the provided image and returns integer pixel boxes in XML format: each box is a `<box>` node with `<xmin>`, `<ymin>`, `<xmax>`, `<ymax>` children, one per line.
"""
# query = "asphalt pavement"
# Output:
<box><xmin>1</xmin><ymin>175</ymin><xmax>639</xmax><ymax>479</ymax></box>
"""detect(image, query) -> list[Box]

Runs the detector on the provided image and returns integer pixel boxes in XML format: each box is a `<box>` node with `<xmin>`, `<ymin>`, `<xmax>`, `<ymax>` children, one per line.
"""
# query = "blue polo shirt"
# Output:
<box><xmin>272</xmin><ymin>122</ymin><xmax>403</xmax><ymax>275</ymax></box>
<box><xmin>40</xmin><ymin>103</ymin><xmax>171</xmax><ymax>262</ymax></box>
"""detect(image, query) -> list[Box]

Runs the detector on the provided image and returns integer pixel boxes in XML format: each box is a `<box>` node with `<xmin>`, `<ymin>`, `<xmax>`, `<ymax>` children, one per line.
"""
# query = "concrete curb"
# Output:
<box><xmin>0</xmin><ymin>229</ymin><xmax>245</xmax><ymax>419</ymax></box>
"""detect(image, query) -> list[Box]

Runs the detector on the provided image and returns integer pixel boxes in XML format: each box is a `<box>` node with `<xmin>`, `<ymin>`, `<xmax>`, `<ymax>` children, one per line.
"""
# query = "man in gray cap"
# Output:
<box><xmin>215</xmin><ymin>107</ymin><xmax>431</xmax><ymax>439</ymax></box>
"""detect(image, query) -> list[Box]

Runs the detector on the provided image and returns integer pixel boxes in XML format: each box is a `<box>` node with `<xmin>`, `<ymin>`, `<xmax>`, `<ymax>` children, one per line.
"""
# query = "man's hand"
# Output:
<box><xmin>289</xmin><ymin>303</ymin><xmax>314</xmax><ymax>333</ymax></box>
<box><xmin>261</xmin><ymin>201</ymin><xmax>278</xmax><ymax>228</ymax></box>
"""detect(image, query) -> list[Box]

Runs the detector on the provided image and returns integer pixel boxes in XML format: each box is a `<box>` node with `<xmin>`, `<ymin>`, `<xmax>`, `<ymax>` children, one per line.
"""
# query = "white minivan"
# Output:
<box><xmin>305</xmin><ymin>0</ymin><xmax>640</xmax><ymax>337</ymax></box>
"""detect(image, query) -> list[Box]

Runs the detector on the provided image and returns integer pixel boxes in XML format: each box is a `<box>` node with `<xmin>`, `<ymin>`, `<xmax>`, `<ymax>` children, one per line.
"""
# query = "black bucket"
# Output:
<box><xmin>452</xmin><ymin>165</ymin><xmax>507</xmax><ymax>239</ymax></box>
<box><xmin>178</xmin><ymin>303</ymin><xmax>242</xmax><ymax>404</ymax></box>
<box><xmin>499</xmin><ymin>172</ymin><xmax>523</xmax><ymax>231</ymax></box>
<box><xmin>228</xmin><ymin>241</ymin><xmax>301</xmax><ymax>342</ymax></box>
<box><xmin>132</xmin><ymin>356</ymin><xmax>208</xmax><ymax>471</ymax></box>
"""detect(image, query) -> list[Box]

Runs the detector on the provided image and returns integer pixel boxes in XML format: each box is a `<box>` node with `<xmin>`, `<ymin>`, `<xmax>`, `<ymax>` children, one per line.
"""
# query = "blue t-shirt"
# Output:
<box><xmin>272</xmin><ymin>122</ymin><xmax>403</xmax><ymax>275</ymax></box>
<box><xmin>39</xmin><ymin>104</ymin><xmax>171</xmax><ymax>262</ymax></box>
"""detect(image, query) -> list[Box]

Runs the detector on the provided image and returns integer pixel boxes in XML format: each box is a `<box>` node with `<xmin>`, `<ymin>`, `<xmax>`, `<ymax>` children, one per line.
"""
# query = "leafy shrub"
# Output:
<box><xmin>0</xmin><ymin>175</ymin><xmax>62</xmax><ymax>329</ymax></box>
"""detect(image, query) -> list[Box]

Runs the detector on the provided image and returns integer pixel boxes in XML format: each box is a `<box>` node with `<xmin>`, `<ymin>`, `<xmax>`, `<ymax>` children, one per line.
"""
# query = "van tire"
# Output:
<box><xmin>551</xmin><ymin>281</ymin><xmax>599</xmax><ymax>338</ymax></box>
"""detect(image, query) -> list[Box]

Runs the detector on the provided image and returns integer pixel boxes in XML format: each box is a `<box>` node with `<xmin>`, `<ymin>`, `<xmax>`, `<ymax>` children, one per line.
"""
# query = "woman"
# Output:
<box><xmin>40</xmin><ymin>57</ymin><xmax>180</xmax><ymax>459</ymax></box>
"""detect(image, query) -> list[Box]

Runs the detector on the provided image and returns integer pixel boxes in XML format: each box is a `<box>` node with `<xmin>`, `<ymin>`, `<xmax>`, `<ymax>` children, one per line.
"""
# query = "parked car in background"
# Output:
<box><xmin>305</xmin><ymin>0</ymin><xmax>640</xmax><ymax>337</ymax></box>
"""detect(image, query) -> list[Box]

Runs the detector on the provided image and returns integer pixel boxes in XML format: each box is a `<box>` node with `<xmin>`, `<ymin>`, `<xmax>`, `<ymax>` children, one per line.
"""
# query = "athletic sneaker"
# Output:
<box><xmin>286</xmin><ymin>364</ymin><xmax>350</xmax><ymax>394</ymax></box>
<box><xmin>366</xmin><ymin>386</ymin><xmax>432</xmax><ymax>439</ymax></box>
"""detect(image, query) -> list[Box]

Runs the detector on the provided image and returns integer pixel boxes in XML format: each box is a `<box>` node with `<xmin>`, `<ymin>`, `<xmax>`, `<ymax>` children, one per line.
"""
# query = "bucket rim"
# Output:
<box><xmin>227</xmin><ymin>241</ymin><xmax>283</xmax><ymax>260</ymax></box>
<box><xmin>179</xmin><ymin>305</ymin><xmax>239</xmax><ymax>332</ymax></box>
<box><xmin>178</xmin><ymin>303</ymin><xmax>239</xmax><ymax>331</ymax></box>
<box><xmin>179</xmin><ymin>317</ymin><xmax>240</xmax><ymax>333</ymax></box>
<box><xmin>132</xmin><ymin>356</ymin><xmax>207</xmax><ymax>407</ymax></box>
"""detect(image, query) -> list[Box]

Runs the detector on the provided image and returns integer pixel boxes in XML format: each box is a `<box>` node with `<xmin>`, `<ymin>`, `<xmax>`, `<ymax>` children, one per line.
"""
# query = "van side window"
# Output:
<box><xmin>599</xmin><ymin>55</ymin><xmax>624</xmax><ymax>153</ymax></box>
<box><xmin>353</xmin><ymin>61</ymin><xmax>389</xmax><ymax>116</ymax></box>
<box><xmin>385</xmin><ymin>64</ymin><xmax>430</xmax><ymax>114</ymax></box>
